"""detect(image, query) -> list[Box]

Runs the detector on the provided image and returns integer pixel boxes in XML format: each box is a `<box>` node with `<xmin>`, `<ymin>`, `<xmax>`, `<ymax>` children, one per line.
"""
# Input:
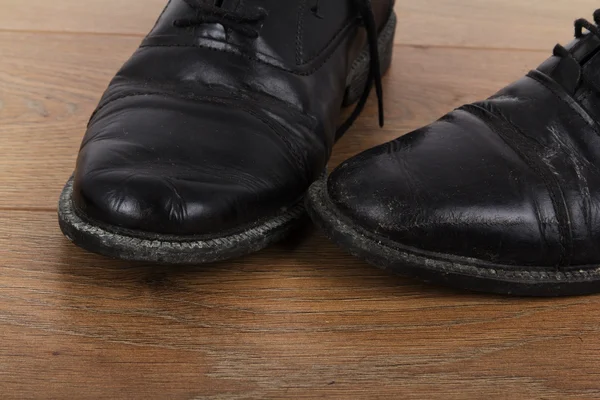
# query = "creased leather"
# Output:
<box><xmin>72</xmin><ymin>0</ymin><xmax>393</xmax><ymax>235</ymax></box>
<box><xmin>328</xmin><ymin>31</ymin><xmax>600</xmax><ymax>268</ymax></box>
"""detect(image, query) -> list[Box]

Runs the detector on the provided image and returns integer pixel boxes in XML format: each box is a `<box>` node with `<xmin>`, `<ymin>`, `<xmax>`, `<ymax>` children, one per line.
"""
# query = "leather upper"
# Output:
<box><xmin>72</xmin><ymin>0</ymin><xmax>393</xmax><ymax>235</ymax></box>
<box><xmin>328</xmin><ymin>30</ymin><xmax>600</xmax><ymax>268</ymax></box>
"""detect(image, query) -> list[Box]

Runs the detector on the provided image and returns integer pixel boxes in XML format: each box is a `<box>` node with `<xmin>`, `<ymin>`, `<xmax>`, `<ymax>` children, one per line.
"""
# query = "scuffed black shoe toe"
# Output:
<box><xmin>308</xmin><ymin>9</ymin><xmax>600</xmax><ymax>296</ymax></box>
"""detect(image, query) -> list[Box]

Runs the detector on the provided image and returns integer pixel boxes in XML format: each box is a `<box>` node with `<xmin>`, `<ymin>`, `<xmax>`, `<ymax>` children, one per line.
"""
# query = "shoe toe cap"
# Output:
<box><xmin>72</xmin><ymin>95</ymin><xmax>321</xmax><ymax>236</ymax></box>
<box><xmin>327</xmin><ymin>109</ymin><xmax>562</xmax><ymax>266</ymax></box>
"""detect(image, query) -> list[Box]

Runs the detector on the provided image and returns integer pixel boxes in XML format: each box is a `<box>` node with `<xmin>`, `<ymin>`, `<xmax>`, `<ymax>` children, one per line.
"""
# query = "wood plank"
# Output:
<box><xmin>0</xmin><ymin>0</ymin><xmax>166</xmax><ymax>35</ymax></box>
<box><xmin>2</xmin><ymin>211</ymin><xmax>600</xmax><ymax>399</ymax></box>
<box><xmin>0</xmin><ymin>32</ymin><xmax>138</xmax><ymax>210</ymax></box>
<box><xmin>395</xmin><ymin>0</ymin><xmax>599</xmax><ymax>49</ymax></box>
<box><xmin>0</xmin><ymin>31</ymin><xmax>548</xmax><ymax>209</ymax></box>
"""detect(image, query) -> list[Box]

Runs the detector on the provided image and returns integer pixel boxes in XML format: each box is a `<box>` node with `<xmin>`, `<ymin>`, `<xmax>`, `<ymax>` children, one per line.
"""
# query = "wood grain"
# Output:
<box><xmin>0</xmin><ymin>0</ymin><xmax>166</xmax><ymax>35</ymax></box>
<box><xmin>1</xmin><ymin>0</ymin><xmax>600</xmax><ymax>398</ymax></box>
<box><xmin>396</xmin><ymin>0</ymin><xmax>599</xmax><ymax>49</ymax></box>
<box><xmin>2</xmin><ymin>211</ymin><xmax>600</xmax><ymax>399</ymax></box>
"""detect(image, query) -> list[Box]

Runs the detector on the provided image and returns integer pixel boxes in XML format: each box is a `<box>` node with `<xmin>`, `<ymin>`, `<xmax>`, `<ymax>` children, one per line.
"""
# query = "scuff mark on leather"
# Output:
<box><xmin>163</xmin><ymin>176</ymin><xmax>190</xmax><ymax>224</ymax></box>
<box><xmin>546</xmin><ymin>123</ymin><xmax>594</xmax><ymax>233</ymax></box>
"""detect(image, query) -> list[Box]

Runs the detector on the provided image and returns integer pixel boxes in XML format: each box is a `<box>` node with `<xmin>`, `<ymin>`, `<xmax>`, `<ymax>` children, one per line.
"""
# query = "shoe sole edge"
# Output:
<box><xmin>58</xmin><ymin>177</ymin><xmax>308</xmax><ymax>264</ymax></box>
<box><xmin>306</xmin><ymin>177</ymin><xmax>600</xmax><ymax>297</ymax></box>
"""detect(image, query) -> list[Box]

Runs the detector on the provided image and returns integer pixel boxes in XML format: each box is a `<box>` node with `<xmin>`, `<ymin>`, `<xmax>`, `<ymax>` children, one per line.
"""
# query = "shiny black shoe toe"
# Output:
<box><xmin>72</xmin><ymin>97</ymin><xmax>314</xmax><ymax>236</ymax></box>
<box><xmin>59</xmin><ymin>0</ymin><xmax>397</xmax><ymax>264</ymax></box>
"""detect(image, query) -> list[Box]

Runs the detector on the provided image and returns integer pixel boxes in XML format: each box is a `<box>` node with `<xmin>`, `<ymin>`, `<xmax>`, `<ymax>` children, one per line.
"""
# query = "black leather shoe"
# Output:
<box><xmin>307</xmin><ymin>10</ymin><xmax>600</xmax><ymax>296</ymax></box>
<box><xmin>58</xmin><ymin>0</ymin><xmax>396</xmax><ymax>263</ymax></box>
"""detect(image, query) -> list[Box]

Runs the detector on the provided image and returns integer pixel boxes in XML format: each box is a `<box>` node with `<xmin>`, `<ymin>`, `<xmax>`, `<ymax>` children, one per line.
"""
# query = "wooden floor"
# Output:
<box><xmin>2</xmin><ymin>0</ymin><xmax>600</xmax><ymax>398</ymax></box>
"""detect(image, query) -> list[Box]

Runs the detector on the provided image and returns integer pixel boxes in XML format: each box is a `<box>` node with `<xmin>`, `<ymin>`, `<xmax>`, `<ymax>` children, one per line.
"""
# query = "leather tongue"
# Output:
<box><xmin>537</xmin><ymin>53</ymin><xmax>581</xmax><ymax>94</ymax></box>
<box><xmin>537</xmin><ymin>34</ymin><xmax>600</xmax><ymax>95</ymax></box>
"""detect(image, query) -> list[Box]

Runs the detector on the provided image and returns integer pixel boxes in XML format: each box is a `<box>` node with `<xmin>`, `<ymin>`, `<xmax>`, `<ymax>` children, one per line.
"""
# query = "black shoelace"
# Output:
<box><xmin>553</xmin><ymin>9</ymin><xmax>600</xmax><ymax>93</ymax></box>
<box><xmin>337</xmin><ymin>0</ymin><xmax>385</xmax><ymax>139</ymax></box>
<box><xmin>174</xmin><ymin>0</ymin><xmax>385</xmax><ymax>139</ymax></box>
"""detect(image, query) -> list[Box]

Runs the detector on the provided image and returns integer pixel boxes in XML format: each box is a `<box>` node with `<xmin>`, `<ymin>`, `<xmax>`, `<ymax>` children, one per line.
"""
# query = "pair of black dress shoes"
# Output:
<box><xmin>58</xmin><ymin>0</ymin><xmax>600</xmax><ymax>297</ymax></box>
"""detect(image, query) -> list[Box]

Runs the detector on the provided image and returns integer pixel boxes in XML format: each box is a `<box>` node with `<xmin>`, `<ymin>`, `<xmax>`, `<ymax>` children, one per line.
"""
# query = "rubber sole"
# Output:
<box><xmin>306</xmin><ymin>178</ymin><xmax>600</xmax><ymax>297</ymax></box>
<box><xmin>58</xmin><ymin>12</ymin><xmax>398</xmax><ymax>264</ymax></box>
<box><xmin>58</xmin><ymin>177</ymin><xmax>308</xmax><ymax>264</ymax></box>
